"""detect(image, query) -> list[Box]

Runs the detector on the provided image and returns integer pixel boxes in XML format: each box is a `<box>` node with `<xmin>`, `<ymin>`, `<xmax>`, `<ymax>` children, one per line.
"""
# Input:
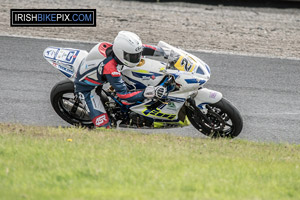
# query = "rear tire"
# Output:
<box><xmin>50</xmin><ymin>79</ymin><xmax>93</xmax><ymax>127</ymax></box>
<box><xmin>187</xmin><ymin>98</ymin><xmax>243</xmax><ymax>138</ymax></box>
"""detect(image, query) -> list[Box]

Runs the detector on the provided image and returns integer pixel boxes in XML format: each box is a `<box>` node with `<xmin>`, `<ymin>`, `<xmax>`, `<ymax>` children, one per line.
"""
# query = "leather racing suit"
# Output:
<box><xmin>74</xmin><ymin>42</ymin><xmax>165</xmax><ymax>128</ymax></box>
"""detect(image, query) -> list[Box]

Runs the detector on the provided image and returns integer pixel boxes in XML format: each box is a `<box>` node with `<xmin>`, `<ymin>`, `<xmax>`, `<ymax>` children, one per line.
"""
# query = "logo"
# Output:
<box><xmin>167</xmin><ymin>102</ymin><xmax>177</xmax><ymax>110</ymax></box>
<box><xmin>111</xmin><ymin>71</ymin><xmax>121</xmax><ymax>77</ymax></box>
<box><xmin>128</xmin><ymin>39</ymin><xmax>134</xmax><ymax>45</ymax></box>
<box><xmin>142</xmin><ymin>108</ymin><xmax>176</xmax><ymax>120</ymax></box>
<box><xmin>46</xmin><ymin>50</ymin><xmax>55</xmax><ymax>57</ymax></box>
<box><xmin>10</xmin><ymin>9</ymin><xmax>96</xmax><ymax>27</ymax></box>
<box><xmin>93</xmin><ymin>114</ymin><xmax>108</xmax><ymax>127</ymax></box>
<box><xmin>44</xmin><ymin>47</ymin><xmax>59</xmax><ymax>59</ymax></box>
<box><xmin>135</xmin><ymin>46</ymin><xmax>142</xmax><ymax>52</ymax></box>
<box><xmin>142</xmin><ymin>76</ymin><xmax>150</xmax><ymax>80</ymax></box>
<box><xmin>209</xmin><ymin>92</ymin><xmax>217</xmax><ymax>99</ymax></box>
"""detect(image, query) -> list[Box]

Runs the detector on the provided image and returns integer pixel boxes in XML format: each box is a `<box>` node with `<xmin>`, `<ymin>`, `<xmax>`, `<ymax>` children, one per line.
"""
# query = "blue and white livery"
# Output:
<box><xmin>45</xmin><ymin>41</ymin><xmax>243</xmax><ymax>138</ymax></box>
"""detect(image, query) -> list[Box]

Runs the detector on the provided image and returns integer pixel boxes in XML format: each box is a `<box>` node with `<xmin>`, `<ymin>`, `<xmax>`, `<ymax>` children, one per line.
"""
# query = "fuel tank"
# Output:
<box><xmin>121</xmin><ymin>58</ymin><xmax>166</xmax><ymax>89</ymax></box>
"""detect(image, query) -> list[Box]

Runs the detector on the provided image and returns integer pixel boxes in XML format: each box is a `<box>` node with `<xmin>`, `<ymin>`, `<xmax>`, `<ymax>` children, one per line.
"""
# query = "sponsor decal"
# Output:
<box><xmin>58</xmin><ymin>65</ymin><xmax>73</xmax><ymax>73</ymax></box>
<box><xmin>128</xmin><ymin>39</ymin><xmax>134</xmax><ymax>45</ymax></box>
<box><xmin>44</xmin><ymin>47</ymin><xmax>59</xmax><ymax>59</ymax></box>
<box><xmin>142</xmin><ymin>76</ymin><xmax>150</xmax><ymax>80</ymax></box>
<box><xmin>209</xmin><ymin>92</ymin><xmax>217</xmax><ymax>99</ymax></box>
<box><xmin>167</xmin><ymin>96</ymin><xmax>186</xmax><ymax>103</ymax></box>
<box><xmin>56</xmin><ymin>49</ymin><xmax>79</xmax><ymax>63</ymax></box>
<box><xmin>135</xmin><ymin>46</ymin><xmax>142</xmax><ymax>52</ymax></box>
<box><xmin>46</xmin><ymin>50</ymin><xmax>56</xmax><ymax>58</ymax></box>
<box><xmin>166</xmin><ymin>102</ymin><xmax>177</xmax><ymax>110</ymax></box>
<box><xmin>10</xmin><ymin>9</ymin><xmax>96</xmax><ymax>27</ymax></box>
<box><xmin>142</xmin><ymin>108</ymin><xmax>176</xmax><ymax>120</ymax></box>
<box><xmin>66</xmin><ymin>52</ymin><xmax>75</xmax><ymax>61</ymax></box>
<box><xmin>111</xmin><ymin>71</ymin><xmax>121</xmax><ymax>77</ymax></box>
<box><xmin>56</xmin><ymin>64</ymin><xmax>74</xmax><ymax>78</ymax></box>
<box><xmin>131</xmin><ymin>71</ymin><xmax>162</xmax><ymax>79</ymax></box>
<box><xmin>93</xmin><ymin>114</ymin><xmax>109</xmax><ymax>127</ymax></box>
<box><xmin>45</xmin><ymin>47</ymin><xmax>79</xmax><ymax>65</ymax></box>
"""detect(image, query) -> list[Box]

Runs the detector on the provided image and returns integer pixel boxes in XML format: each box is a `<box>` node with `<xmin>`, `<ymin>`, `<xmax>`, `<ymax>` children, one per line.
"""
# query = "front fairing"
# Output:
<box><xmin>158</xmin><ymin>41</ymin><xmax>211</xmax><ymax>85</ymax></box>
<box><xmin>120</xmin><ymin>46</ymin><xmax>211</xmax><ymax>91</ymax></box>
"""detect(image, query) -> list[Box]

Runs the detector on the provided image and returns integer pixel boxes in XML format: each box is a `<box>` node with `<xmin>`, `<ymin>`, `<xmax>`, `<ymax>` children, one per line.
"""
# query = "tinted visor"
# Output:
<box><xmin>123</xmin><ymin>51</ymin><xmax>142</xmax><ymax>63</ymax></box>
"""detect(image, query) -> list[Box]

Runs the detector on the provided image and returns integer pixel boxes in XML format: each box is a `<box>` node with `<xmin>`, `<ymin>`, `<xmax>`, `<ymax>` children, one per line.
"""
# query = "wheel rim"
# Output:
<box><xmin>188</xmin><ymin>105</ymin><xmax>235</xmax><ymax>137</ymax></box>
<box><xmin>206</xmin><ymin>106</ymin><xmax>234</xmax><ymax>137</ymax></box>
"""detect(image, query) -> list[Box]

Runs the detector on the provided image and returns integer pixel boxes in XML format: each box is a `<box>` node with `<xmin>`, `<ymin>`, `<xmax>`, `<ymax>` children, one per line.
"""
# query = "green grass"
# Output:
<box><xmin>0</xmin><ymin>123</ymin><xmax>299</xmax><ymax>200</ymax></box>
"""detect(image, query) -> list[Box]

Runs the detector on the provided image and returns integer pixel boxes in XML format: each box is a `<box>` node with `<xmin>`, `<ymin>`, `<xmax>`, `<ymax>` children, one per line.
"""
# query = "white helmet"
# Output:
<box><xmin>113</xmin><ymin>31</ymin><xmax>143</xmax><ymax>67</ymax></box>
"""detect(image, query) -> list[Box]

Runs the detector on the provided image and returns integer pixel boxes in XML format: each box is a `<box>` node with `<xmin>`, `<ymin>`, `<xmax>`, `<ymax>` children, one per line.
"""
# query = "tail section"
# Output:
<box><xmin>43</xmin><ymin>47</ymin><xmax>88</xmax><ymax>81</ymax></box>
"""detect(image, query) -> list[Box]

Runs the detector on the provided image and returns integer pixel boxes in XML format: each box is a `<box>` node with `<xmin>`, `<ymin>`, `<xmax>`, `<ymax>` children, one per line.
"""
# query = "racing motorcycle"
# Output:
<box><xmin>43</xmin><ymin>41</ymin><xmax>243</xmax><ymax>138</ymax></box>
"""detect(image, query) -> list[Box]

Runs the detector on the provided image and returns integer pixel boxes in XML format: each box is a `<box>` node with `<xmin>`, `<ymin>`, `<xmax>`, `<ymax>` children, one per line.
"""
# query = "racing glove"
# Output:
<box><xmin>144</xmin><ymin>86</ymin><xmax>167</xmax><ymax>99</ymax></box>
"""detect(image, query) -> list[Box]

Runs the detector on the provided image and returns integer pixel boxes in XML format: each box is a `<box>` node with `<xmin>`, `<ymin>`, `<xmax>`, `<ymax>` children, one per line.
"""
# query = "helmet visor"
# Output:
<box><xmin>123</xmin><ymin>51</ymin><xmax>142</xmax><ymax>64</ymax></box>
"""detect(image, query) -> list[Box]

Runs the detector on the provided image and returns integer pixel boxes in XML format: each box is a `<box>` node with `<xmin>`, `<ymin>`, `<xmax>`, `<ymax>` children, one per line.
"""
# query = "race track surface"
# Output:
<box><xmin>0</xmin><ymin>36</ymin><xmax>299</xmax><ymax>143</ymax></box>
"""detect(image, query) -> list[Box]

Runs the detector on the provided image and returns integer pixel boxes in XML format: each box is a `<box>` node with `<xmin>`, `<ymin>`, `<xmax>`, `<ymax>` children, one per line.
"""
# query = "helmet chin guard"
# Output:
<box><xmin>113</xmin><ymin>31</ymin><xmax>143</xmax><ymax>67</ymax></box>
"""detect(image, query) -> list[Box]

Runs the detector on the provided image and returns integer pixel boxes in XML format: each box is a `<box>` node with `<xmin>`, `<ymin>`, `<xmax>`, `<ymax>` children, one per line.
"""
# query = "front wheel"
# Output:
<box><xmin>186</xmin><ymin>98</ymin><xmax>243</xmax><ymax>138</ymax></box>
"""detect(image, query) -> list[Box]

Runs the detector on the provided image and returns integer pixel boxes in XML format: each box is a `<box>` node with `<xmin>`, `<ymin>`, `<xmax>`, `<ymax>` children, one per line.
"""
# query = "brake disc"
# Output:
<box><xmin>202</xmin><ymin>110</ymin><xmax>225</xmax><ymax>131</ymax></box>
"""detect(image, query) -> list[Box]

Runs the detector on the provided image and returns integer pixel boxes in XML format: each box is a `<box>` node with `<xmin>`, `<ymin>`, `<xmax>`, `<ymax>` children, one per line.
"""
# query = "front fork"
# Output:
<box><xmin>186</xmin><ymin>87</ymin><xmax>224</xmax><ymax>131</ymax></box>
<box><xmin>186</xmin><ymin>98</ymin><xmax>213</xmax><ymax>127</ymax></box>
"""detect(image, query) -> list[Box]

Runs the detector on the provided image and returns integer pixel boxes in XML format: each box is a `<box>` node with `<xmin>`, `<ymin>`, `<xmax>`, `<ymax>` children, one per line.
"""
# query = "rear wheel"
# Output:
<box><xmin>50</xmin><ymin>79</ymin><xmax>93</xmax><ymax>127</ymax></box>
<box><xmin>186</xmin><ymin>98</ymin><xmax>243</xmax><ymax>138</ymax></box>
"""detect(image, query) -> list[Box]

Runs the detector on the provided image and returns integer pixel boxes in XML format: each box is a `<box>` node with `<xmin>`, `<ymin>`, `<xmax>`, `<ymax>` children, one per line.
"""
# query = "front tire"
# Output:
<box><xmin>187</xmin><ymin>98</ymin><xmax>243</xmax><ymax>138</ymax></box>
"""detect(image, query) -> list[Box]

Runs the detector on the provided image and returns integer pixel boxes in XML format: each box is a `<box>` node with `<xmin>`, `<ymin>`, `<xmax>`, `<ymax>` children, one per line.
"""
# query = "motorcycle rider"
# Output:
<box><xmin>74</xmin><ymin>31</ymin><xmax>167</xmax><ymax>128</ymax></box>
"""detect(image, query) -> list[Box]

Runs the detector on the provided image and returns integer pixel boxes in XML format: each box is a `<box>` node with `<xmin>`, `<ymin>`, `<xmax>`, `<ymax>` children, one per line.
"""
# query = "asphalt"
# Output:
<box><xmin>0</xmin><ymin>36</ymin><xmax>299</xmax><ymax>143</ymax></box>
